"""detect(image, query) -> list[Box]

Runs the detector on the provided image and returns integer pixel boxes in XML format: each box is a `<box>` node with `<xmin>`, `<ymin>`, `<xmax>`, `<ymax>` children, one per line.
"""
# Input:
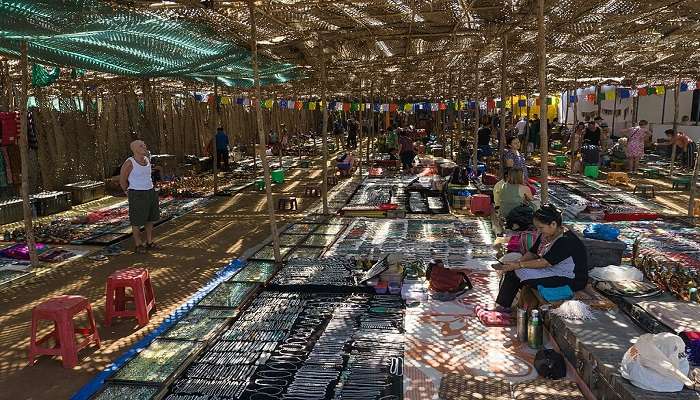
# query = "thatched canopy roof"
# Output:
<box><xmin>129</xmin><ymin>0</ymin><xmax>700</xmax><ymax>98</ymax></box>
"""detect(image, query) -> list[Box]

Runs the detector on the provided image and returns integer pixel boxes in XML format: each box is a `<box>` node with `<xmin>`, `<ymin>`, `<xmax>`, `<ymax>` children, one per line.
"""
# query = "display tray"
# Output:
<box><xmin>197</xmin><ymin>282</ymin><xmax>259</xmax><ymax>309</ymax></box>
<box><xmin>160</xmin><ymin>308</ymin><xmax>235</xmax><ymax>341</ymax></box>
<box><xmin>92</xmin><ymin>383</ymin><xmax>160</xmax><ymax>400</ymax></box>
<box><xmin>249</xmin><ymin>245</ymin><xmax>293</xmax><ymax>261</ymax></box>
<box><xmin>110</xmin><ymin>339</ymin><xmax>203</xmax><ymax>384</ymax></box>
<box><xmin>226</xmin><ymin>260</ymin><xmax>278</xmax><ymax>283</ymax></box>
<box><xmin>549</xmin><ymin>310</ymin><xmax>700</xmax><ymax>400</ymax></box>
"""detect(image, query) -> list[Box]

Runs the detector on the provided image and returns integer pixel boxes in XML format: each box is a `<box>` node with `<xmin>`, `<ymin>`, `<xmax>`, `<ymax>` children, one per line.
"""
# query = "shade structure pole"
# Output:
<box><xmin>688</xmin><ymin>138</ymin><xmax>700</xmax><ymax>216</ymax></box>
<box><xmin>472</xmin><ymin>58</ymin><xmax>480</xmax><ymax>172</ymax></box>
<box><xmin>564</xmin><ymin>89</ymin><xmax>570</xmax><ymax>128</ymax></box>
<box><xmin>367</xmin><ymin>80</ymin><xmax>374</xmax><ymax>163</ymax></box>
<box><xmin>499</xmin><ymin>33</ymin><xmax>508</xmax><ymax>177</ymax></box>
<box><xmin>358</xmin><ymin>79</ymin><xmax>364</xmax><ymax>176</ymax></box>
<box><xmin>213</xmin><ymin>78</ymin><xmax>219</xmax><ymax>194</ymax></box>
<box><xmin>19</xmin><ymin>41</ymin><xmax>38</xmax><ymax>268</ymax></box>
<box><xmin>320</xmin><ymin>49</ymin><xmax>330</xmax><ymax>215</ymax></box>
<box><xmin>457</xmin><ymin>73</ymin><xmax>464</xmax><ymax>161</ymax></box>
<box><xmin>611</xmin><ymin>86</ymin><xmax>618</xmax><ymax>141</ymax></box>
<box><xmin>661</xmin><ymin>84</ymin><xmax>668</xmax><ymax>123</ymax></box>
<box><xmin>537</xmin><ymin>0</ymin><xmax>549</xmax><ymax>203</ymax></box>
<box><xmin>669</xmin><ymin>76</ymin><xmax>681</xmax><ymax>177</ymax></box>
<box><xmin>248</xmin><ymin>1</ymin><xmax>281</xmax><ymax>263</ymax></box>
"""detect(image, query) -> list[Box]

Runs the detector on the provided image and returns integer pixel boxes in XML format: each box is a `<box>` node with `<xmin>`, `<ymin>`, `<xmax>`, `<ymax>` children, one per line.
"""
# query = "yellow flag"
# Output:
<box><xmin>308</xmin><ymin>102</ymin><xmax>316</xmax><ymax>110</ymax></box>
<box><xmin>605</xmin><ymin>91</ymin><xmax>615</xmax><ymax>100</ymax></box>
<box><xmin>656</xmin><ymin>85</ymin><xmax>665</xmax><ymax>95</ymax></box>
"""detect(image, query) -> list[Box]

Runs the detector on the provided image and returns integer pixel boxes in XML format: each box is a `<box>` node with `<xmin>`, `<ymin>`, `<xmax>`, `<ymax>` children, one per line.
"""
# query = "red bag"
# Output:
<box><xmin>482</xmin><ymin>173</ymin><xmax>498</xmax><ymax>185</ymax></box>
<box><xmin>427</xmin><ymin>260</ymin><xmax>472</xmax><ymax>293</ymax></box>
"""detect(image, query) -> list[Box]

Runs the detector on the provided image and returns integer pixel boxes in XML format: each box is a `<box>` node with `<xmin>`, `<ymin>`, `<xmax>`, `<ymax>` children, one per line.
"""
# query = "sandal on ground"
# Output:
<box><xmin>134</xmin><ymin>245</ymin><xmax>147</xmax><ymax>254</ymax></box>
<box><xmin>146</xmin><ymin>242</ymin><xmax>161</xmax><ymax>250</ymax></box>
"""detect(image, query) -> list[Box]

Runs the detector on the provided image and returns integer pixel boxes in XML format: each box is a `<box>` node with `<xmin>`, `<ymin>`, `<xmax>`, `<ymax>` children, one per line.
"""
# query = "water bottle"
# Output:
<box><xmin>516</xmin><ymin>308</ymin><xmax>528</xmax><ymax>342</ymax></box>
<box><xmin>528</xmin><ymin>309</ymin><xmax>543</xmax><ymax>349</ymax></box>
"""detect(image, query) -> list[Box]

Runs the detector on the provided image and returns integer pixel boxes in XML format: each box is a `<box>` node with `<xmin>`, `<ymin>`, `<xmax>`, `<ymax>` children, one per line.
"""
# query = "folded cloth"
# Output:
<box><xmin>0</xmin><ymin>243</ymin><xmax>49</xmax><ymax>260</ymax></box>
<box><xmin>475</xmin><ymin>305</ymin><xmax>514</xmax><ymax>326</ymax></box>
<box><xmin>537</xmin><ymin>285</ymin><xmax>574</xmax><ymax>302</ymax></box>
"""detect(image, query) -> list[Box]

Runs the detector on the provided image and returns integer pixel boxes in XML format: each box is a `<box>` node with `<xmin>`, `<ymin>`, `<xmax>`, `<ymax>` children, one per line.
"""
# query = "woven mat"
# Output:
<box><xmin>512</xmin><ymin>378</ymin><xmax>585</xmax><ymax>400</ymax></box>
<box><xmin>438</xmin><ymin>373</ymin><xmax>511</xmax><ymax>400</ymax></box>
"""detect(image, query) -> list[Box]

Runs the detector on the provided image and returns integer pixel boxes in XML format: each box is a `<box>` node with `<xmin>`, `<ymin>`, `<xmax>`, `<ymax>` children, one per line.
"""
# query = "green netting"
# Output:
<box><xmin>31</xmin><ymin>63</ymin><xmax>60</xmax><ymax>87</ymax></box>
<box><xmin>0</xmin><ymin>0</ymin><xmax>301</xmax><ymax>87</ymax></box>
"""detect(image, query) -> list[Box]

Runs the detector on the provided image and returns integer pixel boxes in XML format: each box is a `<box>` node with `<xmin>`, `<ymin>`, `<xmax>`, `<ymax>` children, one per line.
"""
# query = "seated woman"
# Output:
<box><xmin>493</xmin><ymin>204</ymin><xmax>588</xmax><ymax>311</ymax></box>
<box><xmin>496</xmin><ymin>168</ymin><xmax>533</xmax><ymax>220</ymax></box>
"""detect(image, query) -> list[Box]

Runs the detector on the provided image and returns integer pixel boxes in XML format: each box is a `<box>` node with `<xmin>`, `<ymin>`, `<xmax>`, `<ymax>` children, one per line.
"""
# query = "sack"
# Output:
<box><xmin>620</xmin><ymin>333</ymin><xmax>692</xmax><ymax>392</ymax></box>
<box><xmin>589</xmin><ymin>264</ymin><xmax>643</xmax><ymax>282</ymax></box>
<box><xmin>426</xmin><ymin>259</ymin><xmax>472</xmax><ymax>293</ymax></box>
<box><xmin>534</xmin><ymin>349</ymin><xmax>567</xmax><ymax>379</ymax></box>
<box><xmin>583</xmin><ymin>223</ymin><xmax>620</xmax><ymax>241</ymax></box>
<box><xmin>505</xmin><ymin>205</ymin><xmax>534</xmax><ymax>231</ymax></box>
<box><xmin>582</xmin><ymin>145</ymin><xmax>600</xmax><ymax>165</ymax></box>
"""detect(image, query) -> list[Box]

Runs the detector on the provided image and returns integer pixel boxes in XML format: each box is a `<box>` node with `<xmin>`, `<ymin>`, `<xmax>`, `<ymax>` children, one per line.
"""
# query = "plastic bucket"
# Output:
<box><xmin>271</xmin><ymin>169</ymin><xmax>285</xmax><ymax>184</ymax></box>
<box><xmin>584</xmin><ymin>165</ymin><xmax>599</xmax><ymax>179</ymax></box>
<box><xmin>555</xmin><ymin>155</ymin><xmax>567</xmax><ymax>167</ymax></box>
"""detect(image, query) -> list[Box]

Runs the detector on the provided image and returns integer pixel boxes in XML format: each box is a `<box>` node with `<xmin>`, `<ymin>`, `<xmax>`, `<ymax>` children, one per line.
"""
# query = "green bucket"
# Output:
<box><xmin>271</xmin><ymin>169</ymin><xmax>285</xmax><ymax>184</ymax></box>
<box><xmin>584</xmin><ymin>164</ymin><xmax>599</xmax><ymax>179</ymax></box>
<box><xmin>255</xmin><ymin>179</ymin><xmax>265</xmax><ymax>191</ymax></box>
<box><xmin>555</xmin><ymin>155</ymin><xmax>567</xmax><ymax>167</ymax></box>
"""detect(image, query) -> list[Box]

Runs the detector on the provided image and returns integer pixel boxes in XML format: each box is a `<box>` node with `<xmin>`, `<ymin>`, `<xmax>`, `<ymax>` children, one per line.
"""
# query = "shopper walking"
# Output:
<box><xmin>119</xmin><ymin>140</ymin><xmax>160</xmax><ymax>254</ymax></box>
<box><xmin>215</xmin><ymin>127</ymin><xmax>230</xmax><ymax>171</ymax></box>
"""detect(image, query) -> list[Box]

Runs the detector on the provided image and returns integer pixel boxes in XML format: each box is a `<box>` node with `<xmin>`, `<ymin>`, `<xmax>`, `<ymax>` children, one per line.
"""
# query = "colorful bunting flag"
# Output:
<box><xmin>638</xmin><ymin>87</ymin><xmax>648</xmax><ymax>96</ymax></box>
<box><xmin>236</xmin><ymin>97</ymin><xmax>244</xmax><ymax>105</ymax></box>
<box><xmin>568</xmin><ymin>95</ymin><xmax>577</xmax><ymax>103</ymax></box>
<box><xmin>586</xmin><ymin>94</ymin><xmax>596</xmax><ymax>102</ymax></box>
<box><xmin>647</xmin><ymin>86</ymin><xmax>656</xmax><ymax>95</ymax></box>
<box><xmin>430</xmin><ymin>103</ymin><xmax>438</xmax><ymax>111</ymax></box>
<box><xmin>597</xmin><ymin>92</ymin><xmax>606</xmax><ymax>101</ymax></box>
<box><xmin>620</xmin><ymin>89</ymin><xmax>631</xmax><ymax>99</ymax></box>
<box><xmin>517</xmin><ymin>99</ymin><xmax>526</xmax><ymax>107</ymax></box>
<box><xmin>438</xmin><ymin>102</ymin><xmax>447</xmax><ymax>111</ymax></box>
<box><xmin>404</xmin><ymin>103</ymin><xmax>412</xmax><ymax>112</ymax></box>
<box><xmin>655</xmin><ymin>85</ymin><xmax>665</xmax><ymax>95</ymax></box>
<box><xmin>280</xmin><ymin>99</ymin><xmax>287</xmax><ymax>108</ymax></box>
<box><xmin>681</xmin><ymin>82</ymin><xmax>689</xmax><ymax>92</ymax></box>
<box><xmin>295</xmin><ymin>101</ymin><xmax>303</xmax><ymax>110</ymax></box>
<box><xmin>221</xmin><ymin>96</ymin><xmax>231</xmax><ymax>105</ymax></box>
<box><xmin>389</xmin><ymin>103</ymin><xmax>398</xmax><ymax>112</ymax></box>
<box><xmin>468</xmin><ymin>101</ymin><xmax>476</xmax><ymax>110</ymax></box>
<box><xmin>604</xmin><ymin>91</ymin><xmax>615</xmax><ymax>101</ymax></box>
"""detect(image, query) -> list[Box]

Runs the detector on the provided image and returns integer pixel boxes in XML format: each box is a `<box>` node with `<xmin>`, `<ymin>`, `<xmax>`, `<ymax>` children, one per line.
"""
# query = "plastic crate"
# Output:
<box><xmin>580</xmin><ymin>236</ymin><xmax>626</xmax><ymax>268</ymax></box>
<box><xmin>0</xmin><ymin>198</ymin><xmax>26</xmax><ymax>224</ymax></box>
<box><xmin>584</xmin><ymin>165</ymin><xmax>599</xmax><ymax>179</ymax></box>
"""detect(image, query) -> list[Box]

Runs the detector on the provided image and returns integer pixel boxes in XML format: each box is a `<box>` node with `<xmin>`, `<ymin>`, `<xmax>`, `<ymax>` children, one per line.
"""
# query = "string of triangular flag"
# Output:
<box><xmin>568</xmin><ymin>81</ymin><xmax>699</xmax><ymax>103</ymax></box>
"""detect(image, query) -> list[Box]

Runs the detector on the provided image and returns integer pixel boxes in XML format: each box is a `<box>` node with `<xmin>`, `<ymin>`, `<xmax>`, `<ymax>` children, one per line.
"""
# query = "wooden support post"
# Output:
<box><xmin>212</xmin><ymin>78</ymin><xmax>219</xmax><ymax>194</ymax></box>
<box><xmin>457</xmin><ymin>73</ymin><xmax>464</xmax><ymax>161</ymax></box>
<box><xmin>596</xmin><ymin>84</ymin><xmax>602</xmax><ymax>117</ymax></box>
<box><xmin>320</xmin><ymin>50</ymin><xmax>330</xmax><ymax>215</ymax></box>
<box><xmin>537</xmin><ymin>0</ymin><xmax>549</xmax><ymax>203</ymax></box>
<box><xmin>661</xmin><ymin>84</ymin><xmax>668</xmax><ymax>123</ymax></box>
<box><xmin>689</xmin><ymin>139</ymin><xmax>700</xmax><ymax>216</ymax></box>
<box><xmin>248</xmin><ymin>1</ymin><xmax>281</xmax><ymax>263</ymax></box>
<box><xmin>669</xmin><ymin>76</ymin><xmax>681</xmax><ymax>177</ymax></box>
<box><xmin>472</xmin><ymin>59</ymin><xmax>480</xmax><ymax>171</ymax></box>
<box><xmin>367</xmin><ymin>80</ymin><xmax>374</xmax><ymax>163</ymax></box>
<box><xmin>358</xmin><ymin>79</ymin><xmax>364</xmax><ymax>176</ymax></box>
<box><xmin>19</xmin><ymin>41</ymin><xmax>38</xmax><ymax>267</ymax></box>
<box><xmin>564</xmin><ymin>89</ymin><xmax>570</xmax><ymax>128</ymax></box>
<box><xmin>611</xmin><ymin>86</ymin><xmax>618</xmax><ymax>142</ymax></box>
<box><xmin>499</xmin><ymin>33</ymin><xmax>508</xmax><ymax>177</ymax></box>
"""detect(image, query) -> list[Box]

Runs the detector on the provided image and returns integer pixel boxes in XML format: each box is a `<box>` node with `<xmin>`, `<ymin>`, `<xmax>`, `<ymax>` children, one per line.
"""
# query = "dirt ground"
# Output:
<box><xmin>0</xmin><ymin>166</ymin><xmax>326</xmax><ymax>400</ymax></box>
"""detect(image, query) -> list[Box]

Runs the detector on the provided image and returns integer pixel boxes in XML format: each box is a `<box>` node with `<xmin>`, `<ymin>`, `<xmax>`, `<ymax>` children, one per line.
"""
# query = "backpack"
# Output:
<box><xmin>450</xmin><ymin>166</ymin><xmax>470</xmax><ymax>185</ymax></box>
<box><xmin>581</xmin><ymin>144</ymin><xmax>600</xmax><ymax>165</ymax></box>
<box><xmin>426</xmin><ymin>259</ymin><xmax>472</xmax><ymax>293</ymax></box>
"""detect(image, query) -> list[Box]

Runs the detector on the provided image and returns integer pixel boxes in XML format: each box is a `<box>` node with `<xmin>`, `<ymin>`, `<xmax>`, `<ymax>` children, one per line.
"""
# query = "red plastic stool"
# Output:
<box><xmin>470</xmin><ymin>194</ymin><xmax>492</xmax><ymax>216</ymax></box>
<box><xmin>28</xmin><ymin>295</ymin><xmax>100</xmax><ymax>368</ymax></box>
<box><xmin>105</xmin><ymin>268</ymin><xmax>156</xmax><ymax>327</ymax></box>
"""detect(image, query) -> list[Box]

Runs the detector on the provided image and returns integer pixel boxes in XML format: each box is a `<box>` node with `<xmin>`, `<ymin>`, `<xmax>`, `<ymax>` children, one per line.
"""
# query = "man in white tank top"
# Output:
<box><xmin>119</xmin><ymin>140</ymin><xmax>160</xmax><ymax>254</ymax></box>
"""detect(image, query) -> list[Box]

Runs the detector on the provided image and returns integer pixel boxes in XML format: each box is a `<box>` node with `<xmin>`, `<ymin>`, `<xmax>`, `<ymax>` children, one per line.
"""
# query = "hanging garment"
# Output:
<box><xmin>0</xmin><ymin>112</ymin><xmax>19</xmax><ymax>146</ymax></box>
